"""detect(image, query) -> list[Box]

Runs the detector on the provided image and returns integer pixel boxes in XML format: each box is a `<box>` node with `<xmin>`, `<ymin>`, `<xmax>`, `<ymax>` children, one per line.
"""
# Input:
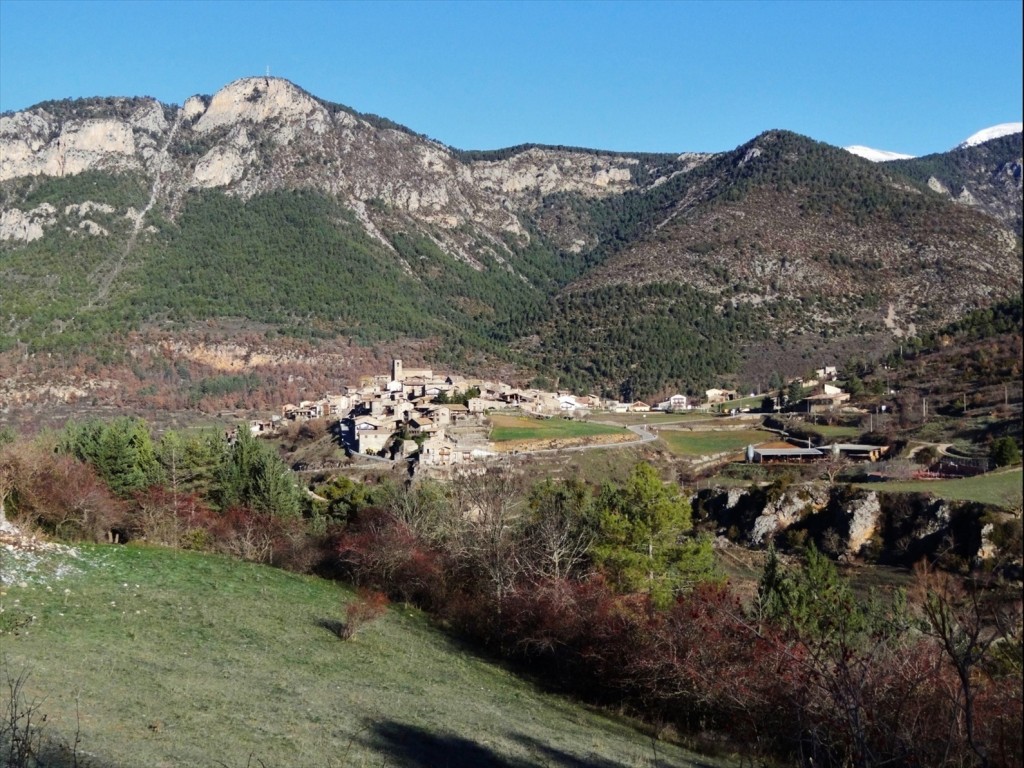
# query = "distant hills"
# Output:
<box><xmin>1</xmin><ymin>78</ymin><xmax>1021</xmax><ymax>400</ymax></box>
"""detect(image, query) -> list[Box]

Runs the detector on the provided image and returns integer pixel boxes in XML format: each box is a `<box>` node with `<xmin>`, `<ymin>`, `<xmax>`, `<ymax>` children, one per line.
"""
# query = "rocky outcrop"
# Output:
<box><xmin>750</xmin><ymin>485</ymin><xmax>830</xmax><ymax>545</ymax></box>
<box><xmin>0</xmin><ymin>203</ymin><xmax>56</xmax><ymax>241</ymax></box>
<box><xmin>695</xmin><ymin>483</ymin><xmax>996</xmax><ymax>566</ymax></box>
<box><xmin>191</xmin><ymin>144</ymin><xmax>247</xmax><ymax>188</ymax></box>
<box><xmin>0</xmin><ymin>114</ymin><xmax>138</xmax><ymax>181</ymax></box>
<box><xmin>192</xmin><ymin>78</ymin><xmax>329</xmax><ymax>136</ymax></box>
<box><xmin>465</xmin><ymin>147</ymin><xmax>636</xmax><ymax>202</ymax></box>
<box><xmin>845</xmin><ymin>492</ymin><xmax>883</xmax><ymax>554</ymax></box>
<box><xmin>0</xmin><ymin>77</ymin><xmax>650</xmax><ymax>265</ymax></box>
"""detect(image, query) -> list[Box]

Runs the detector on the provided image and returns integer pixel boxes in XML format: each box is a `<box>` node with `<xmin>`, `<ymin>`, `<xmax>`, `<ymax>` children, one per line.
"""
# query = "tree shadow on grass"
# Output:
<box><xmin>363</xmin><ymin>720</ymin><xmax>710</xmax><ymax>768</ymax></box>
<box><xmin>0</xmin><ymin>740</ymin><xmax>118</xmax><ymax>768</ymax></box>
<box><xmin>363</xmin><ymin>720</ymin><xmax>526</xmax><ymax>768</ymax></box>
<box><xmin>506</xmin><ymin>733</ymin><xmax>623</xmax><ymax>768</ymax></box>
<box><xmin>315</xmin><ymin>616</ymin><xmax>346</xmax><ymax>638</ymax></box>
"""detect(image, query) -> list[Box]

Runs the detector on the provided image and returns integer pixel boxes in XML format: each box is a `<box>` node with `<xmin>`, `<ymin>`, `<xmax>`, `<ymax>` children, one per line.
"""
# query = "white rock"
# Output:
<box><xmin>0</xmin><ymin>203</ymin><xmax>56</xmax><ymax>242</ymax></box>
<box><xmin>78</xmin><ymin>219</ymin><xmax>109</xmax><ymax>236</ymax></box>
<box><xmin>846</xmin><ymin>492</ymin><xmax>882</xmax><ymax>554</ymax></box>
<box><xmin>129</xmin><ymin>99</ymin><xmax>169</xmax><ymax>134</ymax></box>
<box><xmin>191</xmin><ymin>145</ymin><xmax>246</xmax><ymax>187</ymax></box>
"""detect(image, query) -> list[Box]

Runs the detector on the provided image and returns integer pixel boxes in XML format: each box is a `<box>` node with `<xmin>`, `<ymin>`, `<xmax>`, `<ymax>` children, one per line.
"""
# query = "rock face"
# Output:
<box><xmin>0</xmin><ymin>204</ymin><xmax>56</xmax><ymax>242</ymax></box>
<box><xmin>695</xmin><ymin>484</ymin><xmax>996</xmax><ymax>566</ymax></box>
<box><xmin>750</xmin><ymin>486</ymin><xmax>829</xmax><ymax>545</ymax></box>
<box><xmin>844</xmin><ymin>492</ymin><xmax>882</xmax><ymax>554</ymax></box>
<box><xmin>0</xmin><ymin>115</ymin><xmax>138</xmax><ymax>181</ymax></box>
<box><xmin>0</xmin><ymin>77</ymin><xmax>654</xmax><ymax>268</ymax></box>
<box><xmin>191</xmin><ymin>78</ymin><xmax>331</xmax><ymax>137</ymax></box>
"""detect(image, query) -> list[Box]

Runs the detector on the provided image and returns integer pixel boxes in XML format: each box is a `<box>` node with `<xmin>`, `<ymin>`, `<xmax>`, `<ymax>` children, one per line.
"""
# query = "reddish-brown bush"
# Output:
<box><xmin>332</xmin><ymin>507</ymin><xmax>445</xmax><ymax>607</ymax></box>
<box><xmin>337</xmin><ymin>589</ymin><xmax>389</xmax><ymax>640</ymax></box>
<box><xmin>130</xmin><ymin>485</ymin><xmax>215</xmax><ymax>546</ymax></box>
<box><xmin>3</xmin><ymin>445</ymin><xmax>124</xmax><ymax>540</ymax></box>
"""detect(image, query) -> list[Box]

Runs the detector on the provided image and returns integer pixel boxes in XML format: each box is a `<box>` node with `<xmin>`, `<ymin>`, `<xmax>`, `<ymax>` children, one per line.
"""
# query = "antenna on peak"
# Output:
<box><xmin>266</xmin><ymin>65</ymin><xmax>271</xmax><ymax>78</ymax></box>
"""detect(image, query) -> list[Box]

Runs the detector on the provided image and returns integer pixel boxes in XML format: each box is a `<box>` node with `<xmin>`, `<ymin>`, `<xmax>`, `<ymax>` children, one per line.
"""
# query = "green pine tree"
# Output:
<box><xmin>592</xmin><ymin>463</ymin><xmax>713</xmax><ymax>607</ymax></box>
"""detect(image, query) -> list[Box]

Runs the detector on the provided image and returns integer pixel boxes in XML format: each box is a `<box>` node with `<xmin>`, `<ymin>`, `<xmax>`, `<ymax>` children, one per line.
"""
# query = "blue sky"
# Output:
<box><xmin>1</xmin><ymin>0</ymin><xmax>1021</xmax><ymax>155</ymax></box>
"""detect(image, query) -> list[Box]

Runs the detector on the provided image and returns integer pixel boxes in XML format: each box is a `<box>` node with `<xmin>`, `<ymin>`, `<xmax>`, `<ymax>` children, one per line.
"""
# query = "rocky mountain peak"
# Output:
<box><xmin>190</xmin><ymin>77</ymin><xmax>332</xmax><ymax>135</ymax></box>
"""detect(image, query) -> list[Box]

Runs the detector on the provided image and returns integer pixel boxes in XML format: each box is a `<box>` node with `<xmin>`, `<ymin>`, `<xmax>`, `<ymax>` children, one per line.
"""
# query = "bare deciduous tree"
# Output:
<box><xmin>451</xmin><ymin>468</ymin><xmax>528</xmax><ymax>604</ymax></box>
<box><xmin>912</xmin><ymin>562</ymin><xmax>1023</xmax><ymax>768</ymax></box>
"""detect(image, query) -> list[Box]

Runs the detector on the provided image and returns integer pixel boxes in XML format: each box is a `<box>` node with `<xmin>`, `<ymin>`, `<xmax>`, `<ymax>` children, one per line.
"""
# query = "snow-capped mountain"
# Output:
<box><xmin>843</xmin><ymin>145</ymin><xmax>915</xmax><ymax>163</ymax></box>
<box><xmin>957</xmin><ymin>122</ymin><xmax>1023</xmax><ymax>149</ymax></box>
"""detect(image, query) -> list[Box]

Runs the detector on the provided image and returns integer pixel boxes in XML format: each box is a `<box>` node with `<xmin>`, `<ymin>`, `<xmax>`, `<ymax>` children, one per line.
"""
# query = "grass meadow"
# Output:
<box><xmin>857</xmin><ymin>467</ymin><xmax>1023</xmax><ymax>508</ymax></box>
<box><xmin>656</xmin><ymin>430</ymin><xmax>768</xmax><ymax>458</ymax></box>
<box><xmin>0</xmin><ymin>544</ymin><xmax>726</xmax><ymax>768</ymax></box>
<box><xmin>803</xmin><ymin>424</ymin><xmax>863</xmax><ymax>440</ymax></box>
<box><xmin>596</xmin><ymin>412</ymin><xmax>715</xmax><ymax>426</ymax></box>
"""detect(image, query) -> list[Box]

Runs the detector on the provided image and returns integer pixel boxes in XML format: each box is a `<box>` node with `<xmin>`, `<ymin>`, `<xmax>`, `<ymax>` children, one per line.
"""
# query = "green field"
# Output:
<box><xmin>488</xmin><ymin>413</ymin><xmax>626</xmax><ymax>442</ymax></box>
<box><xmin>856</xmin><ymin>468</ymin><xmax>1023</xmax><ymax>508</ymax></box>
<box><xmin>0</xmin><ymin>544</ymin><xmax>724</xmax><ymax>767</ymax></box>
<box><xmin>804</xmin><ymin>424</ymin><xmax>863</xmax><ymax>440</ymax></box>
<box><xmin>657</xmin><ymin>429</ymin><xmax>769</xmax><ymax>458</ymax></box>
<box><xmin>597</xmin><ymin>412</ymin><xmax>718</xmax><ymax>426</ymax></box>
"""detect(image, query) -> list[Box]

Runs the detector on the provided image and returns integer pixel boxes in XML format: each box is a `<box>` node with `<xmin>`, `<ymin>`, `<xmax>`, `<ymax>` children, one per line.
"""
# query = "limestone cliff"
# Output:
<box><xmin>1</xmin><ymin>77</ymin><xmax>651</xmax><ymax>269</ymax></box>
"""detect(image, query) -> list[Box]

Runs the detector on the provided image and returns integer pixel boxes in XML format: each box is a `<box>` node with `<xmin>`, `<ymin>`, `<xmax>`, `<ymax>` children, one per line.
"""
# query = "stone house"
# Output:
<box><xmin>705</xmin><ymin>388</ymin><xmax>738</xmax><ymax>405</ymax></box>
<box><xmin>418</xmin><ymin>430</ymin><xmax>475</xmax><ymax>467</ymax></box>
<box><xmin>805</xmin><ymin>391</ymin><xmax>851</xmax><ymax>414</ymax></box>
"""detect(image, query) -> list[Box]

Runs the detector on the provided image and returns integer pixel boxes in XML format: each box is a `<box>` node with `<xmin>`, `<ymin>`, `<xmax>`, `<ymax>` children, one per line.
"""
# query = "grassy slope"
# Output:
<box><xmin>856</xmin><ymin>467</ymin><xmax>1023</xmax><ymax>508</ymax></box>
<box><xmin>1</xmin><ymin>544</ymin><xmax>725</xmax><ymax>768</ymax></box>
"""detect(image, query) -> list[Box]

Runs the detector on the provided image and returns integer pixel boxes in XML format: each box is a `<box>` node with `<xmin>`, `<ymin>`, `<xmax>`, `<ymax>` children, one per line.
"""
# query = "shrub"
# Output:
<box><xmin>3</xmin><ymin>444</ymin><xmax>125</xmax><ymax>541</ymax></box>
<box><xmin>299</xmin><ymin>418</ymin><xmax>328</xmax><ymax>441</ymax></box>
<box><xmin>990</xmin><ymin>437</ymin><xmax>1020</xmax><ymax>467</ymax></box>
<box><xmin>337</xmin><ymin>589</ymin><xmax>389</xmax><ymax>640</ymax></box>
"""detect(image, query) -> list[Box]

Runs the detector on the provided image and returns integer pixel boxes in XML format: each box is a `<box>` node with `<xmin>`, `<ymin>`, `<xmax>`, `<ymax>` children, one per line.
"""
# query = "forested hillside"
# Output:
<box><xmin>1</xmin><ymin>80</ymin><xmax>1021</xmax><ymax>402</ymax></box>
<box><xmin>889</xmin><ymin>132</ymin><xmax>1023</xmax><ymax>236</ymax></box>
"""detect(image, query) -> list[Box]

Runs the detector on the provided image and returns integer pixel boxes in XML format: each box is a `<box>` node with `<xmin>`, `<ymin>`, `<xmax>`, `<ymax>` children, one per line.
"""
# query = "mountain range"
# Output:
<box><xmin>1</xmin><ymin>77</ymin><xmax>1021</xmax><ymax>400</ymax></box>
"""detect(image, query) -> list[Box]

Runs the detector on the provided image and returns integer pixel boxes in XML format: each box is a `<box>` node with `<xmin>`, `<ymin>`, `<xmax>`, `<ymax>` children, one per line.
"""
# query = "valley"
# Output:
<box><xmin>1</xmin><ymin>77</ymin><xmax>1022</xmax><ymax>768</ymax></box>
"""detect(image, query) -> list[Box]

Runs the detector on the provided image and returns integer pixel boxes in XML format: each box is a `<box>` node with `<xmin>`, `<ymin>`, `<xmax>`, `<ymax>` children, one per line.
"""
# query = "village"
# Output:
<box><xmin>241</xmin><ymin>359</ymin><xmax>905</xmax><ymax>475</ymax></box>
